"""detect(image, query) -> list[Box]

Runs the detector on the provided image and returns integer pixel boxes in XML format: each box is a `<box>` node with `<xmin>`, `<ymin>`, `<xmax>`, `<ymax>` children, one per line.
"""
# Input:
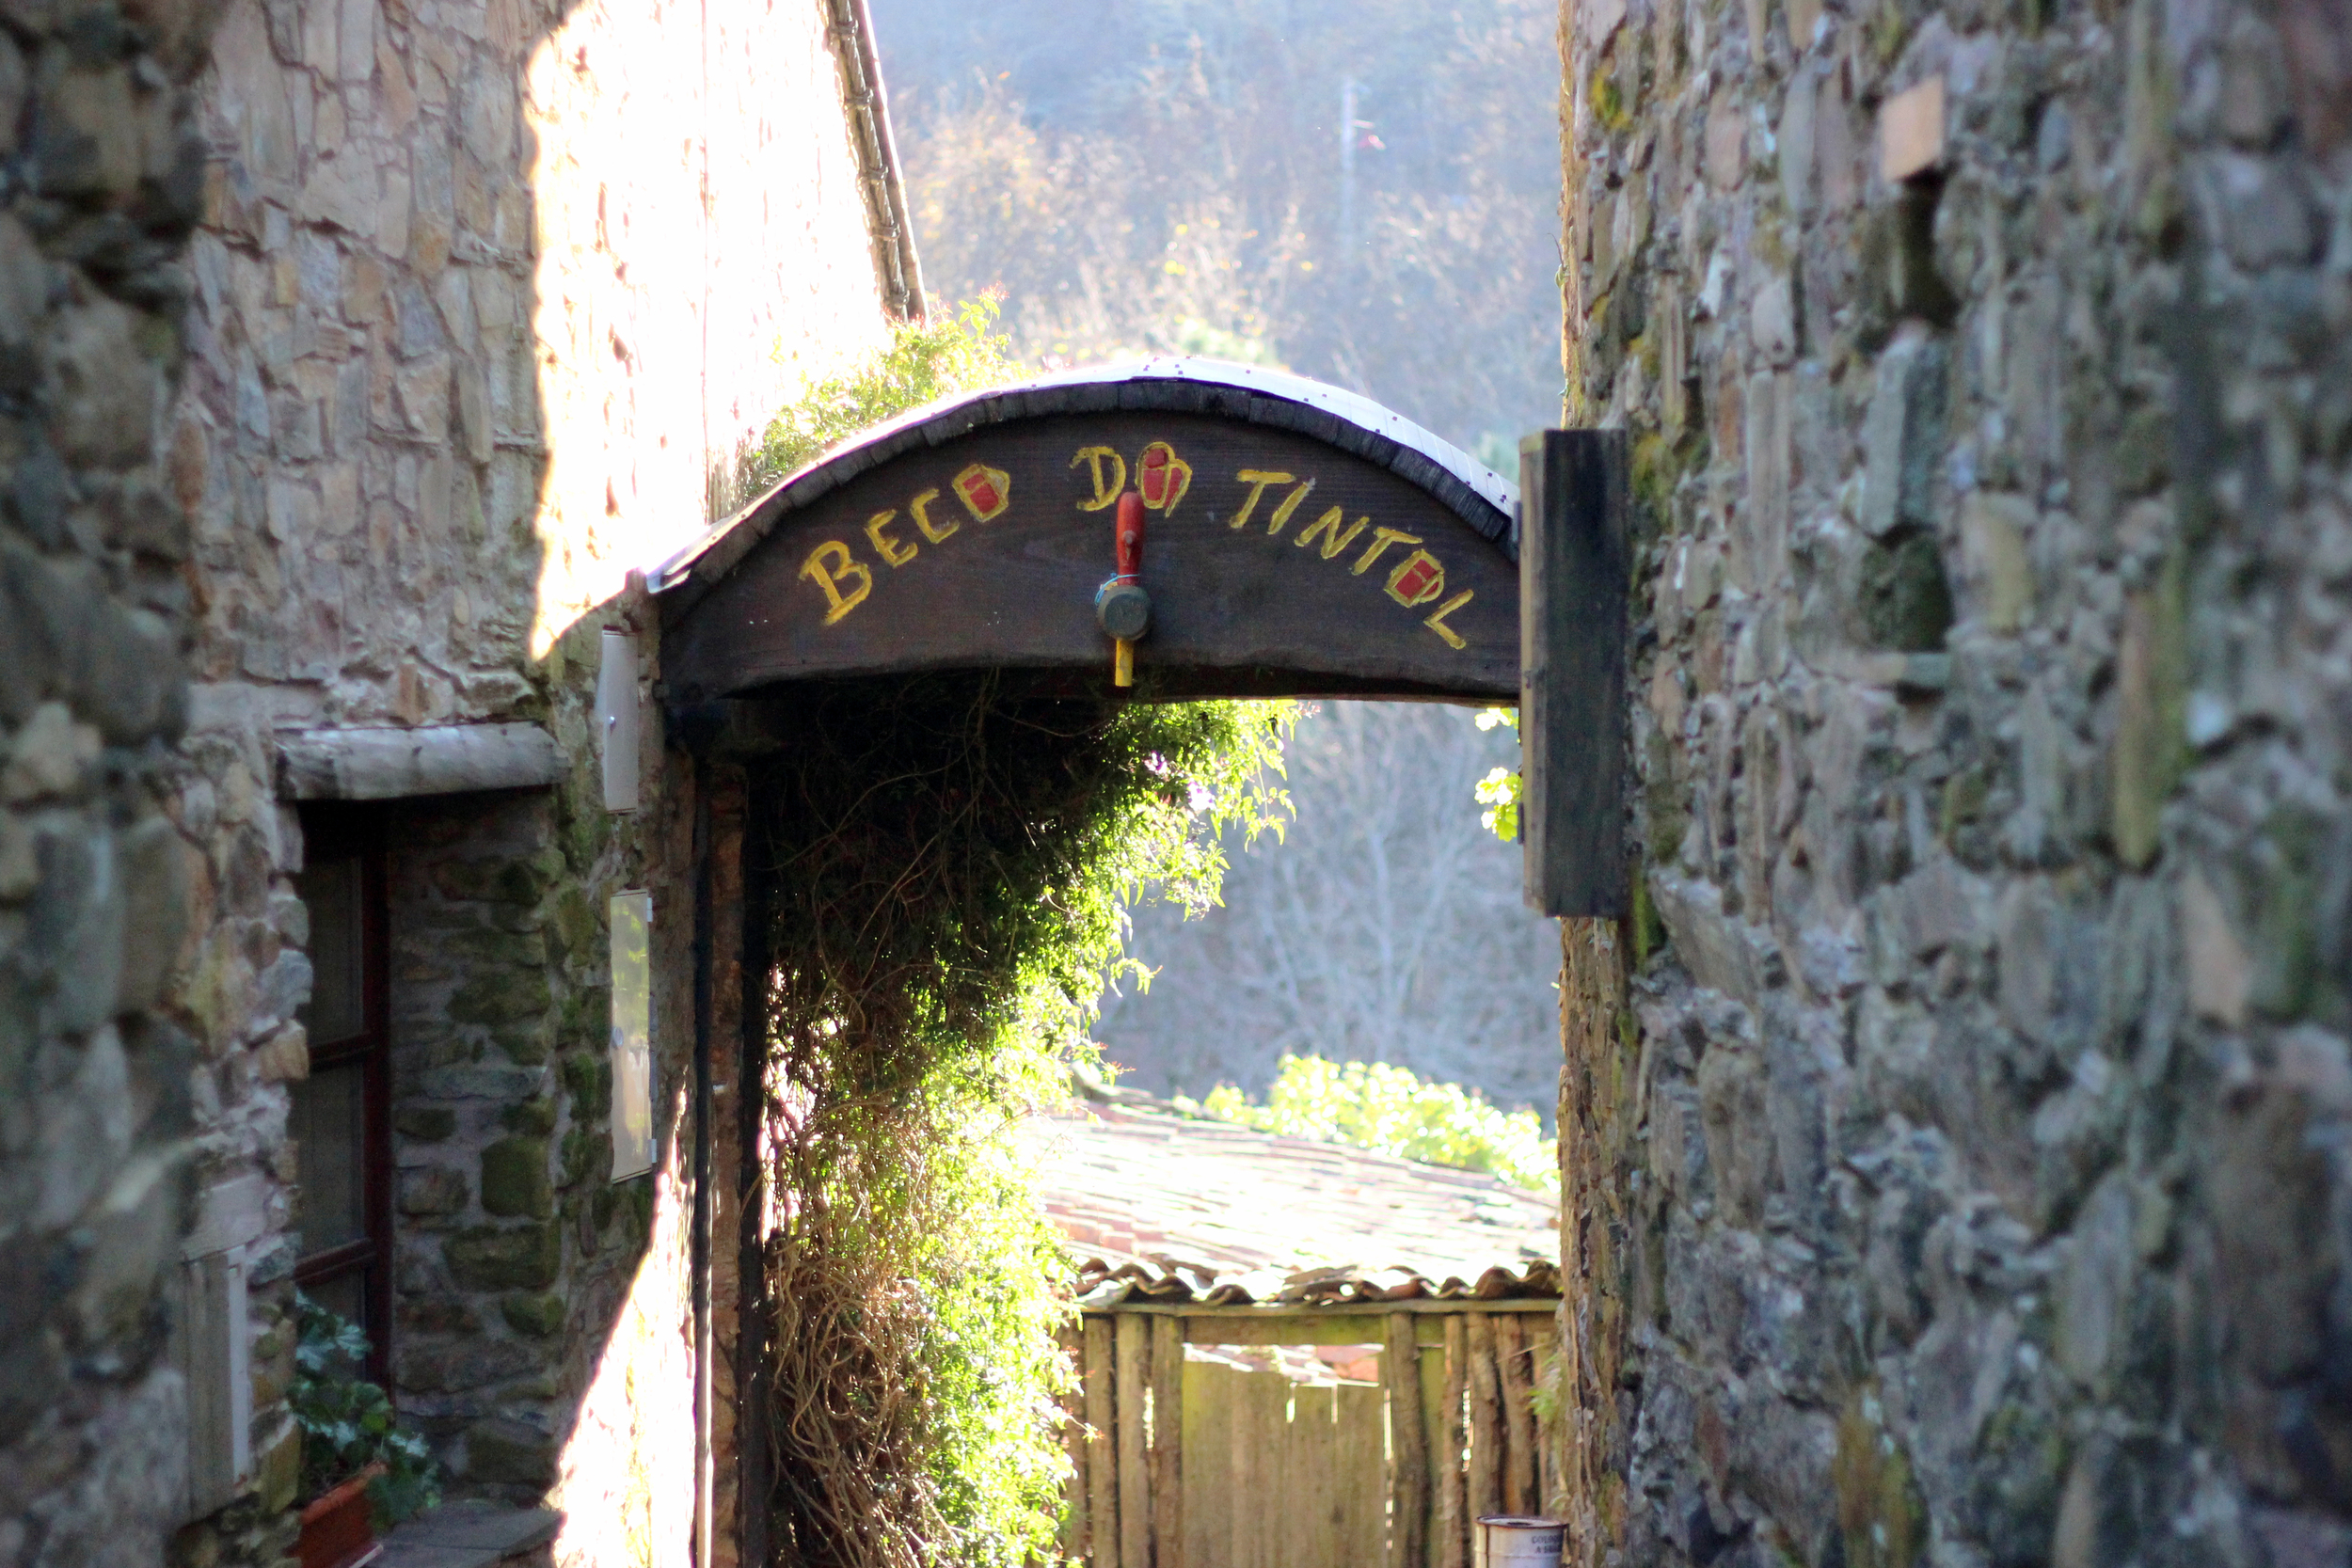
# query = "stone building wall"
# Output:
<box><xmin>0</xmin><ymin>0</ymin><xmax>215</xmax><ymax>1552</ymax></box>
<box><xmin>0</xmin><ymin>0</ymin><xmax>894</xmax><ymax>1558</ymax></box>
<box><xmin>1561</xmin><ymin>0</ymin><xmax>2352</xmax><ymax>1560</ymax></box>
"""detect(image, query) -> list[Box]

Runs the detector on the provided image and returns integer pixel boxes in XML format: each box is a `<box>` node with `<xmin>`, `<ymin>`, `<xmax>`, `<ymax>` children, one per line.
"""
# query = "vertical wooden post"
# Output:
<box><xmin>1467</xmin><ymin>1315</ymin><xmax>1504</xmax><ymax>1525</ymax></box>
<box><xmin>1085</xmin><ymin>1315</ymin><xmax>1120</xmax><ymax>1568</ymax></box>
<box><xmin>1060</xmin><ymin>1322</ymin><xmax>1090</xmax><ymax>1564</ymax></box>
<box><xmin>1558</xmin><ymin>917</ymin><xmax>1630</xmax><ymax>1568</ymax></box>
<box><xmin>1518</xmin><ymin>429</ymin><xmax>1629</xmax><ymax>919</ymax></box>
<box><xmin>1496</xmin><ymin>1316</ymin><xmax>1537</xmax><ymax>1517</ymax></box>
<box><xmin>1151</xmin><ymin>1316</ymin><xmax>1184</xmax><ymax>1568</ymax></box>
<box><xmin>1438</xmin><ymin>1318</ymin><xmax>1470</xmax><ymax>1568</ymax></box>
<box><xmin>1382</xmin><ymin>1315</ymin><xmax>1429</xmax><ymax>1568</ymax></box>
<box><xmin>1116</xmin><ymin>1315</ymin><xmax>1152</xmax><ymax>1568</ymax></box>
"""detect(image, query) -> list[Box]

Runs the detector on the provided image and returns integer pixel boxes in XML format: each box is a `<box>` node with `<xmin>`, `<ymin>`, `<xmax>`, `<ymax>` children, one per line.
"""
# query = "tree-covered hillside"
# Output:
<box><xmin>869</xmin><ymin>0</ymin><xmax>1562</xmax><ymax>458</ymax></box>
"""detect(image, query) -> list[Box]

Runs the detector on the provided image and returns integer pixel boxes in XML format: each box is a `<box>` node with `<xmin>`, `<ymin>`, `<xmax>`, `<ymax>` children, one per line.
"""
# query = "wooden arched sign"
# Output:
<box><xmin>653</xmin><ymin>364</ymin><xmax>1521</xmax><ymax>704</ymax></box>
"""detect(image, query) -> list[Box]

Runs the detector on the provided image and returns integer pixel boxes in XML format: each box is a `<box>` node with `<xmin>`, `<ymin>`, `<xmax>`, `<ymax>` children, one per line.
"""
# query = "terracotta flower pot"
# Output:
<box><xmin>296</xmin><ymin>1462</ymin><xmax>387</xmax><ymax>1568</ymax></box>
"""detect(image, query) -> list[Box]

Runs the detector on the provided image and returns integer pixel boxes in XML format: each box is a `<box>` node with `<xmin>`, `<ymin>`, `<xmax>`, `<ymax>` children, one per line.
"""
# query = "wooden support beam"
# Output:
<box><xmin>1438</xmin><ymin>1318</ymin><xmax>1470</xmax><ymax>1568</ymax></box>
<box><xmin>1086</xmin><ymin>1316</ymin><xmax>1119</xmax><ymax>1568</ymax></box>
<box><xmin>1383</xmin><ymin>1314</ymin><xmax>1429</xmax><ymax>1568</ymax></box>
<box><xmin>1466</xmin><ymin>1314</ymin><xmax>1503</xmax><ymax>1525</ymax></box>
<box><xmin>1496</xmin><ymin>1315</ymin><xmax>1538</xmax><ymax>1517</ymax></box>
<box><xmin>1059</xmin><ymin>1323</ymin><xmax>1089</xmax><ymax>1564</ymax></box>
<box><xmin>1518</xmin><ymin>430</ymin><xmax>1629</xmax><ymax>916</ymax></box>
<box><xmin>1116</xmin><ymin>1315</ymin><xmax>1152</xmax><ymax>1568</ymax></box>
<box><xmin>1151</xmin><ymin>1316</ymin><xmax>1184</xmax><ymax>1568</ymax></box>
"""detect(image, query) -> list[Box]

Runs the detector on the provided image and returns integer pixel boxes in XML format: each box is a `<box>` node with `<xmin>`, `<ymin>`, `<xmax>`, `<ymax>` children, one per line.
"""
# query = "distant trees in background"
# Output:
<box><xmin>1096</xmin><ymin>703</ymin><xmax>1562</xmax><ymax>1119</ymax></box>
<box><xmin>871</xmin><ymin>0</ymin><xmax>1562</xmax><ymax>457</ymax></box>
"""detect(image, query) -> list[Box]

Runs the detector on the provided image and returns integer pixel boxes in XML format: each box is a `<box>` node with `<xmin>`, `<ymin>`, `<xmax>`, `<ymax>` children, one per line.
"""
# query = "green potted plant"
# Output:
<box><xmin>289</xmin><ymin>1292</ymin><xmax>441</xmax><ymax>1568</ymax></box>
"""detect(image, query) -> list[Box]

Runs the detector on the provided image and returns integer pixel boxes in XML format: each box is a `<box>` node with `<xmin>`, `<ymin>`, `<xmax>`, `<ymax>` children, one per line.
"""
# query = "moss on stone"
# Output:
<box><xmin>562</xmin><ymin>1050</ymin><xmax>611</xmax><ymax>1121</ymax></box>
<box><xmin>500</xmin><ymin>1291</ymin><xmax>565</xmax><ymax>1338</ymax></box>
<box><xmin>448</xmin><ymin>969</ymin><xmax>551</xmax><ymax>1027</ymax></box>
<box><xmin>1859</xmin><ymin>531</ymin><xmax>1954</xmax><ymax>652</ymax></box>
<box><xmin>480</xmin><ymin>1136</ymin><xmax>551</xmax><ymax>1219</ymax></box>
<box><xmin>501</xmin><ymin>1098</ymin><xmax>557</xmax><ymax>1136</ymax></box>
<box><xmin>445</xmin><ymin>1222</ymin><xmax>560</xmax><ymax>1291</ymax></box>
<box><xmin>1834</xmin><ymin>1389</ymin><xmax>1928</xmax><ymax>1568</ymax></box>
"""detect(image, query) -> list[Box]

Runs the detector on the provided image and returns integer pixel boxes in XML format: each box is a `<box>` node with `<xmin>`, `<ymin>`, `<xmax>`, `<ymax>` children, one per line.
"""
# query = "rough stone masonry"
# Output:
<box><xmin>0</xmin><ymin>0</ymin><xmax>211</xmax><ymax>1548</ymax></box>
<box><xmin>1559</xmin><ymin>0</ymin><xmax>2352</xmax><ymax>1560</ymax></box>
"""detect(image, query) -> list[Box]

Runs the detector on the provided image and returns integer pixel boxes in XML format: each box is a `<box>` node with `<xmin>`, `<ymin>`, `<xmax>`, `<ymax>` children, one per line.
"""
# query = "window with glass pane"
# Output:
<box><xmin>291</xmin><ymin>816</ymin><xmax>391</xmax><ymax>1387</ymax></box>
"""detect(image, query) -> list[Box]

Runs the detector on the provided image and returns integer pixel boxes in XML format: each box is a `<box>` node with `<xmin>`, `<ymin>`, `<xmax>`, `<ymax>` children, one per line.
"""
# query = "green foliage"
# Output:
<box><xmin>1472</xmin><ymin>705</ymin><xmax>1521</xmax><ymax>842</ymax></box>
<box><xmin>755</xmin><ymin>675</ymin><xmax>1293</xmax><ymax>1568</ymax></box>
<box><xmin>1184</xmin><ymin>1054</ymin><xmax>1557</xmax><ymax>1194</ymax></box>
<box><xmin>713</xmin><ymin>295</ymin><xmax>1024</xmax><ymax>518</ymax></box>
<box><xmin>289</xmin><ymin>1292</ymin><xmax>440</xmax><ymax>1528</ymax></box>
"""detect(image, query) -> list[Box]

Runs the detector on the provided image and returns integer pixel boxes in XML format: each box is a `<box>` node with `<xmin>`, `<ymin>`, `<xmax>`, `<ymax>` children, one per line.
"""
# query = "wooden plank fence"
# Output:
<box><xmin>1057</xmin><ymin>1303</ymin><xmax>1561</xmax><ymax>1568</ymax></box>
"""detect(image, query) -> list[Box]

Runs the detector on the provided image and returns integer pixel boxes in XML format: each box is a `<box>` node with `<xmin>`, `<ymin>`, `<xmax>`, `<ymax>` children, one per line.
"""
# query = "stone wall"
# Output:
<box><xmin>1562</xmin><ymin>0</ymin><xmax>2352</xmax><ymax>1560</ymax></box>
<box><xmin>0</xmin><ymin>0</ymin><xmax>896</xmax><ymax>1557</ymax></box>
<box><xmin>0</xmin><ymin>0</ymin><xmax>215</xmax><ymax>1550</ymax></box>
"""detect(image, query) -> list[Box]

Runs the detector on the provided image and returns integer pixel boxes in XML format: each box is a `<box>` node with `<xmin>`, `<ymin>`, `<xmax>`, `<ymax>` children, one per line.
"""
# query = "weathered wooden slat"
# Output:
<box><xmin>1335</xmin><ymin>1382</ymin><xmax>1388</xmax><ymax>1568</ymax></box>
<box><xmin>1059</xmin><ymin>1323</ymin><xmax>1089</xmax><ymax>1563</ymax></box>
<box><xmin>1182</xmin><ymin>1361</ymin><xmax>1236</xmax><ymax>1568</ymax></box>
<box><xmin>1152</xmin><ymin>1317</ymin><xmax>1184</xmax><ymax>1568</ymax></box>
<box><xmin>1383</xmin><ymin>1315</ymin><xmax>1430</xmax><ymax>1568</ymax></box>
<box><xmin>1438</xmin><ymin>1319</ymin><xmax>1469</xmax><ymax>1568</ymax></box>
<box><xmin>1086</xmin><ymin>1316</ymin><xmax>1120</xmax><ymax>1568</ymax></box>
<box><xmin>1240</xmin><ymin>1370</ymin><xmax>1290</xmax><ymax>1568</ymax></box>
<box><xmin>1467</xmin><ymin>1315</ymin><xmax>1504</xmax><ymax>1526</ymax></box>
<box><xmin>1289</xmin><ymin>1383</ymin><xmax>1337</xmax><ymax>1568</ymax></box>
<box><xmin>1117</xmin><ymin>1315</ymin><xmax>1152</xmax><ymax>1568</ymax></box>
<box><xmin>1496</xmin><ymin>1316</ymin><xmax>1538</xmax><ymax>1518</ymax></box>
<box><xmin>1518</xmin><ymin>428</ymin><xmax>1631</xmax><ymax>917</ymax></box>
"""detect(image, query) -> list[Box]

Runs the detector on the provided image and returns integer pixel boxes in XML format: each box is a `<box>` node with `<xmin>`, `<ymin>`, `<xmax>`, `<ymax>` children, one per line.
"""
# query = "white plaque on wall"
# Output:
<box><xmin>609</xmin><ymin>890</ymin><xmax>655</xmax><ymax>1180</ymax></box>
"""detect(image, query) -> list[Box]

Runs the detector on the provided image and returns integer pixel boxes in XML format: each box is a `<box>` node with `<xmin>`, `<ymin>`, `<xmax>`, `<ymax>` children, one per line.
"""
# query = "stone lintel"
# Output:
<box><xmin>276</xmin><ymin>724</ymin><xmax>564</xmax><ymax>801</ymax></box>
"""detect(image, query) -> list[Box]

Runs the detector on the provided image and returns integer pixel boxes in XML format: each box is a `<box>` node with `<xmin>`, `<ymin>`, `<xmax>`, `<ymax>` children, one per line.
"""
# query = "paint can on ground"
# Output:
<box><xmin>1474</xmin><ymin>1516</ymin><xmax>1565</xmax><ymax>1568</ymax></box>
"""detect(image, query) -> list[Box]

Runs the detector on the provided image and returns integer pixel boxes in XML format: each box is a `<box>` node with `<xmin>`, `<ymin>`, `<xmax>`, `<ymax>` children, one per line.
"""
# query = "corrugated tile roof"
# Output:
<box><xmin>1019</xmin><ymin>1087</ymin><xmax>1561</xmax><ymax>1307</ymax></box>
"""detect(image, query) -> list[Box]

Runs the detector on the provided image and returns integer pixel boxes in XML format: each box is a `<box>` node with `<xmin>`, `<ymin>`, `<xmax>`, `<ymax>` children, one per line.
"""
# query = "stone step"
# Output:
<box><xmin>375</xmin><ymin>1504</ymin><xmax>562</xmax><ymax>1568</ymax></box>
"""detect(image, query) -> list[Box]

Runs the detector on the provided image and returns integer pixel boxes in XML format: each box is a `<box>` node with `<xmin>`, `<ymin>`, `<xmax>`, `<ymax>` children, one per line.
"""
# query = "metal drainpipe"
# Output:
<box><xmin>824</xmin><ymin>0</ymin><xmax>927</xmax><ymax>323</ymax></box>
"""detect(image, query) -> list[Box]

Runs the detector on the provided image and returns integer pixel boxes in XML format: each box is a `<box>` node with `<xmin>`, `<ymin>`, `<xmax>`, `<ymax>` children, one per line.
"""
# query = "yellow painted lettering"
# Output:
<box><xmin>1072</xmin><ymin>447</ymin><xmax>1126</xmax><ymax>511</ymax></box>
<box><xmin>863</xmin><ymin>509</ymin><xmax>916</xmax><ymax>567</ymax></box>
<box><xmin>952</xmin><ymin>463</ymin><xmax>1011</xmax><ymax>521</ymax></box>
<box><xmin>1423</xmin><ymin>589</ymin><xmax>1475</xmax><ymax>648</ymax></box>
<box><xmin>1385</xmin><ymin>549</ymin><xmax>1447</xmax><ymax>608</ymax></box>
<box><xmin>799</xmin><ymin>540</ymin><xmax>872</xmax><ymax>624</ymax></box>
<box><xmin>909</xmin><ymin>488</ymin><xmax>960</xmax><ymax>544</ymax></box>
<box><xmin>1136</xmin><ymin>441</ymin><xmax>1194</xmax><ymax>516</ymax></box>
<box><xmin>1295</xmin><ymin>506</ymin><xmax>1369</xmax><ymax>559</ymax></box>
<box><xmin>1265</xmin><ymin>479</ymin><xmax>1317</xmax><ymax>536</ymax></box>
<box><xmin>1352</xmin><ymin>527</ymin><xmax>1422</xmax><ymax>576</ymax></box>
<box><xmin>1230</xmin><ymin>469</ymin><xmax>1294</xmax><ymax>530</ymax></box>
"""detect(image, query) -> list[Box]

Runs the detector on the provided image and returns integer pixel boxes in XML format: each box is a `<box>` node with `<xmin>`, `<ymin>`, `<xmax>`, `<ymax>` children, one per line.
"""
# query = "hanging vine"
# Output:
<box><xmin>749</xmin><ymin>672</ymin><xmax>1290</xmax><ymax>1568</ymax></box>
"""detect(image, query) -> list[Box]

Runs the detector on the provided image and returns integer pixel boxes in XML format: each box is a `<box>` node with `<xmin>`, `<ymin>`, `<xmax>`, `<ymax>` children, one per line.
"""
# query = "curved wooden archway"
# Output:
<box><xmin>654</xmin><ymin>362</ymin><xmax>1522</xmax><ymax>705</ymax></box>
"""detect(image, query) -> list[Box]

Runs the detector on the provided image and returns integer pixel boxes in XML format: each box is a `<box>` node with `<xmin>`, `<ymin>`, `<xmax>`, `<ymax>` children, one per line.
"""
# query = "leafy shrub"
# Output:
<box><xmin>1185</xmin><ymin>1054</ymin><xmax>1557</xmax><ymax>1194</ymax></box>
<box><xmin>289</xmin><ymin>1292</ymin><xmax>440</xmax><ymax>1528</ymax></box>
<box><xmin>713</xmin><ymin>294</ymin><xmax>1023</xmax><ymax>518</ymax></box>
<box><xmin>1471</xmin><ymin>705</ymin><xmax>1521</xmax><ymax>842</ymax></box>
